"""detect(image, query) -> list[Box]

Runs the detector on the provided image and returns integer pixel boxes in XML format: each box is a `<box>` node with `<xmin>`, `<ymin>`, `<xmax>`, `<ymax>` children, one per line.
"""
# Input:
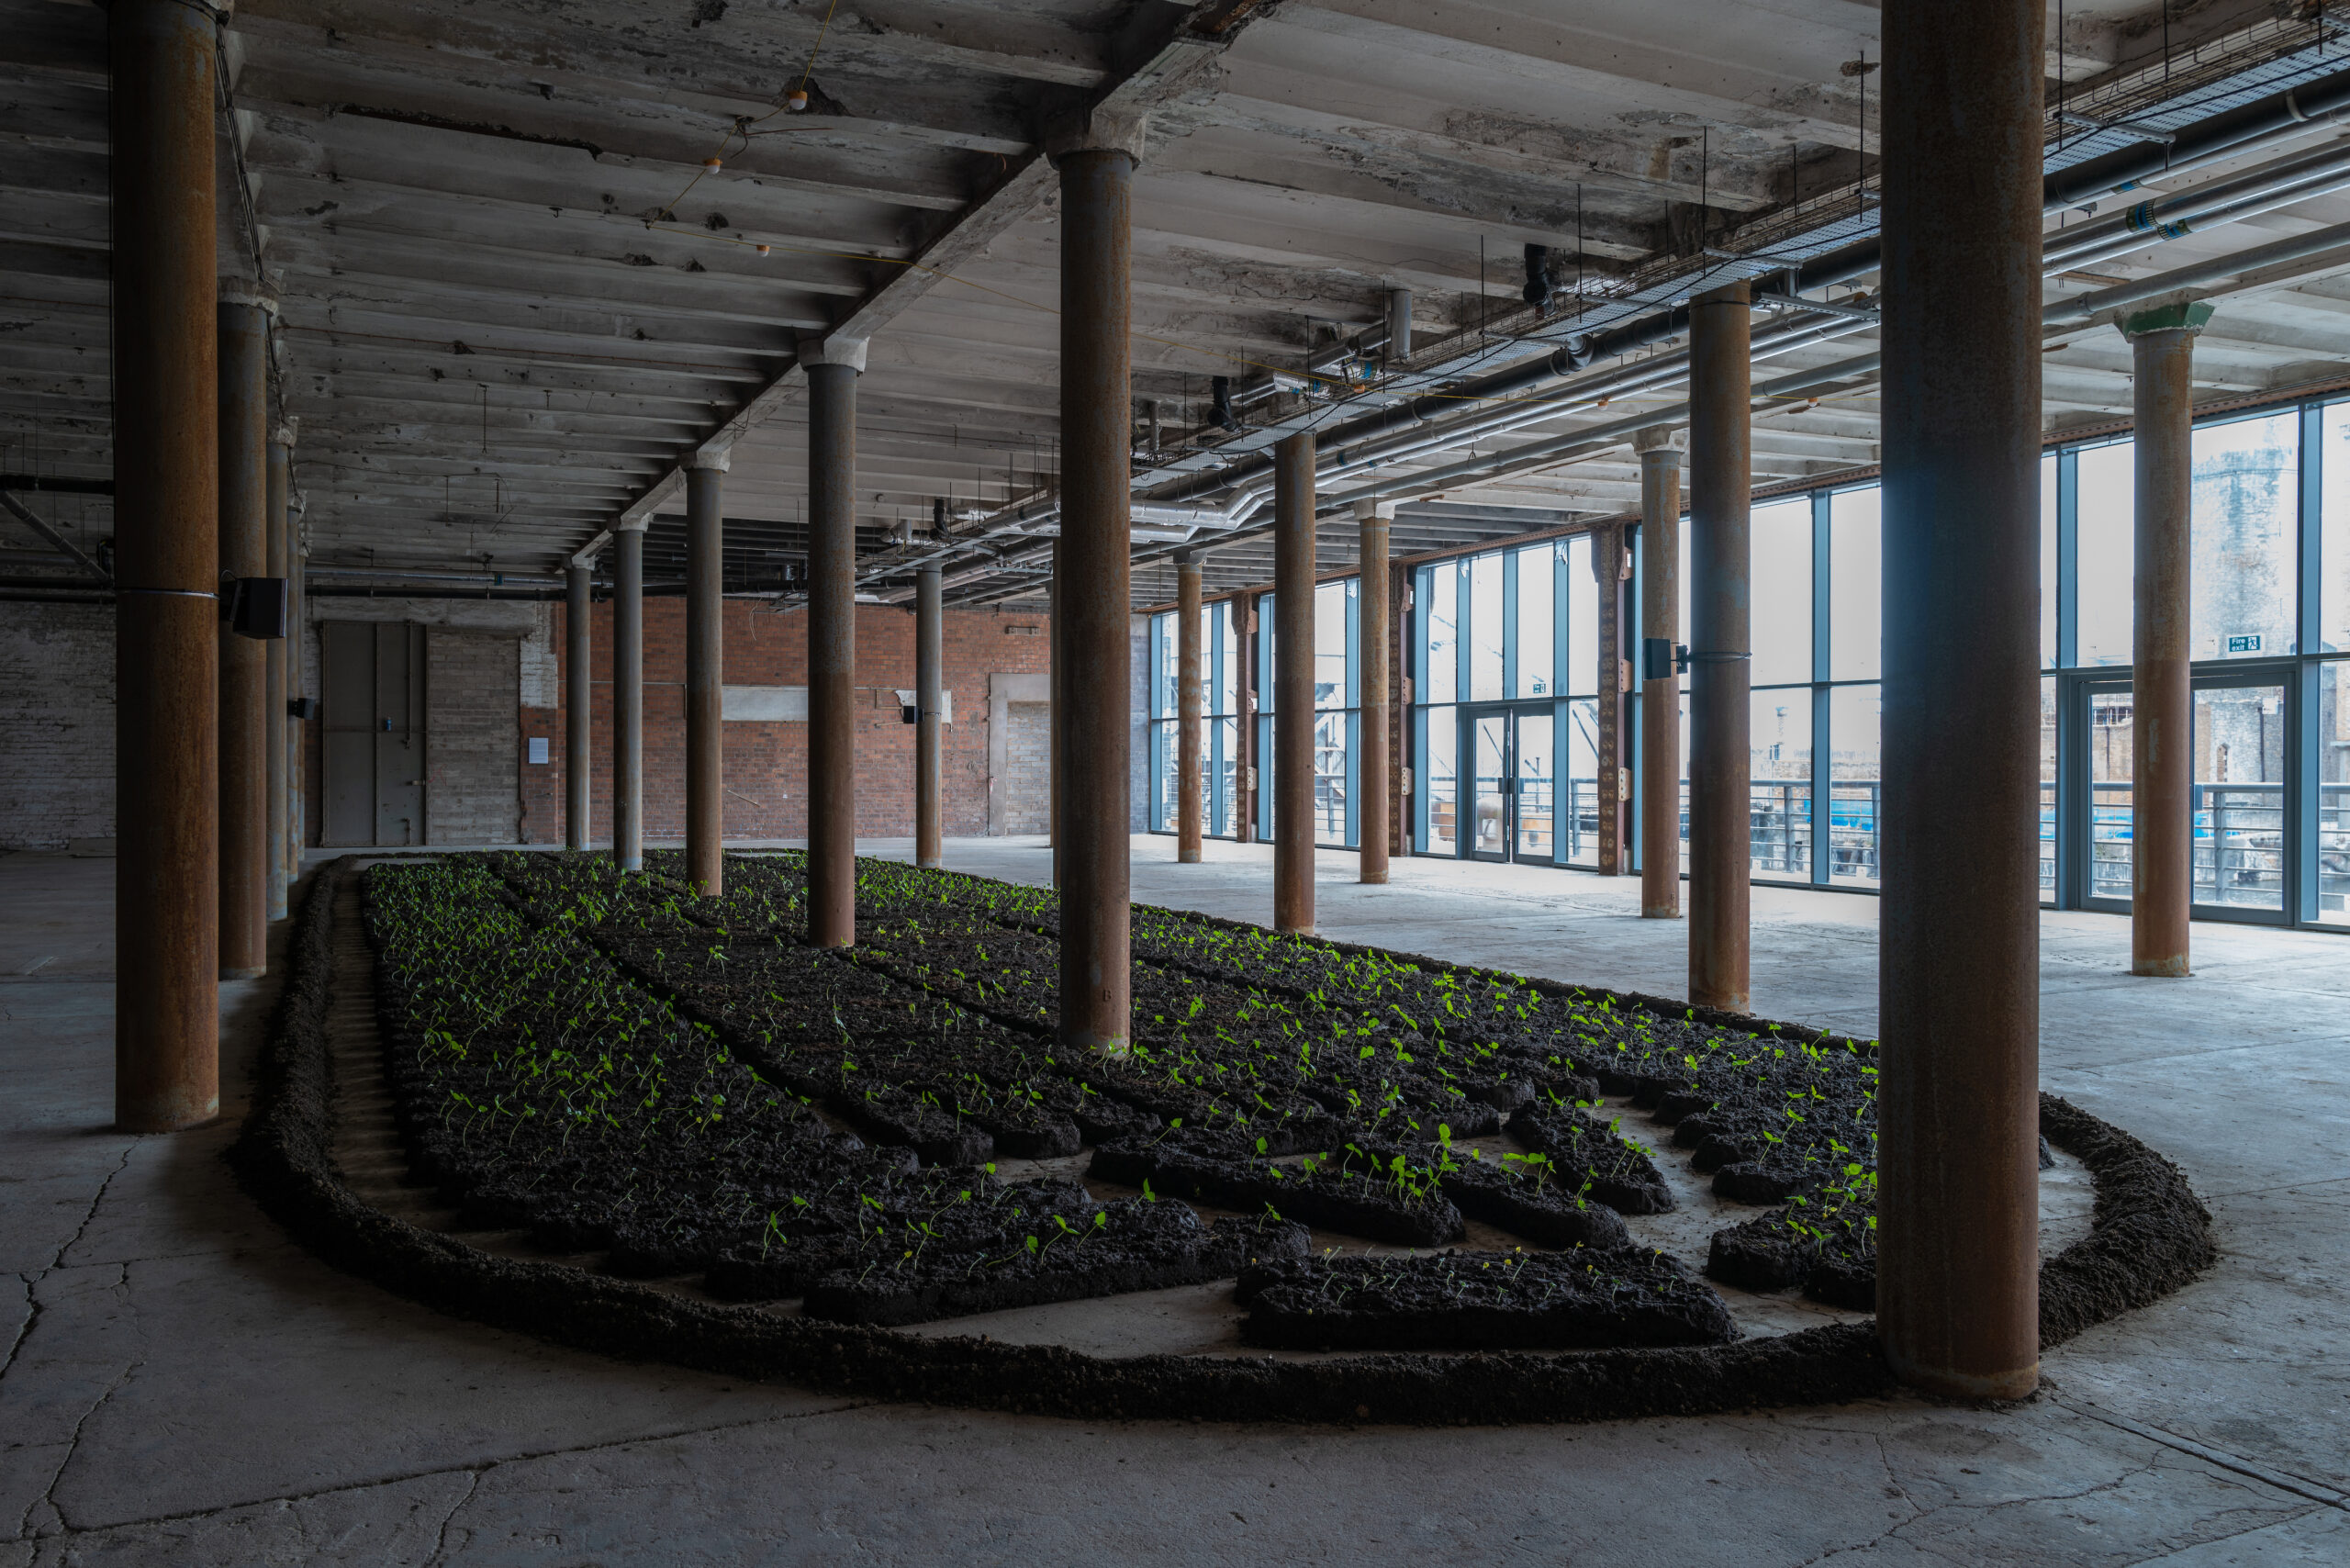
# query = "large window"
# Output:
<box><xmin>1414</xmin><ymin>536</ymin><xmax>1602</xmax><ymax>865</ymax></box>
<box><xmin>1252</xmin><ymin>579</ymin><xmax>1360</xmax><ymax>848</ymax></box>
<box><xmin>1147</xmin><ymin>597</ymin><xmax>1248</xmax><ymax>840</ymax></box>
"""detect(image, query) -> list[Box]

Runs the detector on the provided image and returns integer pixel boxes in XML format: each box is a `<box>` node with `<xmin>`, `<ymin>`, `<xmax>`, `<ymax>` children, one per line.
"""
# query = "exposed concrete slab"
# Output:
<box><xmin>0</xmin><ymin>841</ymin><xmax>2342</xmax><ymax>1562</ymax></box>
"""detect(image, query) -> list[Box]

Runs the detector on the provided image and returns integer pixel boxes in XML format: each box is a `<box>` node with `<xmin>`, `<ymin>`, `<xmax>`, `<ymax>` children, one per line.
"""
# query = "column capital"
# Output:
<box><xmin>271</xmin><ymin>421</ymin><xmax>298</xmax><ymax>451</ymax></box>
<box><xmin>219</xmin><ymin>279</ymin><xmax>279</xmax><ymax>314</ymax></box>
<box><xmin>1633</xmin><ymin>425</ymin><xmax>1687</xmax><ymax>457</ymax></box>
<box><xmin>613</xmin><ymin>517</ymin><xmax>651</xmax><ymax>533</ymax></box>
<box><xmin>1352</xmin><ymin>498</ymin><xmax>1397</xmax><ymax>521</ymax></box>
<box><xmin>686</xmin><ymin>447</ymin><xmax>732</xmax><ymax>473</ymax></box>
<box><xmin>797</xmin><ymin>335</ymin><xmax>868</xmax><ymax>373</ymax></box>
<box><xmin>1043</xmin><ymin>105</ymin><xmax>1148</xmax><ymax>164</ymax></box>
<box><xmin>1690</xmin><ymin>279</ymin><xmax>1751</xmax><ymax>309</ymax></box>
<box><xmin>2118</xmin><ymin>300</ymin><xmax>2215</xmax><ymax>340</ymax></box>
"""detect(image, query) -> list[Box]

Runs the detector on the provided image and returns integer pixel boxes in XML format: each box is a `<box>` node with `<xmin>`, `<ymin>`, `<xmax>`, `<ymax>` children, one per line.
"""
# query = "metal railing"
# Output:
<box><xmin>2087</xmin><ymin>781</ymin><xmax>2290</xmax><ymax>910</ymax></box>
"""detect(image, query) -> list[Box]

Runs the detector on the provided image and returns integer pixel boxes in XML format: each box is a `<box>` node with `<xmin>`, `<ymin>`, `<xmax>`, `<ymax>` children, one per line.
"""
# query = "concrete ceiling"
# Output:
<box><xmin>8</xmin><ymin>0</ymin><xmax>2350</xmax><ymax>610</ymax></box>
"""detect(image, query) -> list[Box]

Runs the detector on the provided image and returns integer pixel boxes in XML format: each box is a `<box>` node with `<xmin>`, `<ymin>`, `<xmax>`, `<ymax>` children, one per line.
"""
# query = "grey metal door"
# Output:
<box><xmin>320</xmin><ymin>622</ymin><xmax>426</xmax><ymax>846</ymax></box>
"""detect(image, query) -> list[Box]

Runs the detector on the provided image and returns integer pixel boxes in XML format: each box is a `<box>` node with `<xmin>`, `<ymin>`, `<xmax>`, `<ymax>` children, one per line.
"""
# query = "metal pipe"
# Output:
<box><xmin>1176</xmin><ymin>553</ymin><xmax>1203</xmax><ymax>863</ymax></box>
<box><xmin>805</xmin><ymin>349</ymin><xmax>862</xmax><ymax>948</ymax></box>
<box><xmin>1355</xmin><ymin>501</ymin><xmax>1392</xmax><ymax>885</ymax></box>
<box><xmin>1056</xmin><ymin>146</ymin><xmax>1135</xmax><ymax>1054</ymax></box>
<box><xmin>1686</xmin><ymin>281</ymin><xmax>1751</xmax><ymax>1012</ymax></box>
<box><xmin>1273</xmin><ymin>431</ymin><xmax>1315</xmax><ymax>934</ymax></box>
<box><xmin>686</xmin><ymin>457</ymin><xmax>725</xmax><ymax>896</ymax></box>
<box><xmin>112</xmin><ymin>0</ymin><xmax>218</xmax><ymax>1132</ymax></box>
<box><xmin>611</xmin><ymin>521</ymin><xmax>644</xmax><ymax>871</ymax></box>
<box><xmin>2129</xmin><ymin>307</ymin><xmax>2207</xmax><ymax>978</ymax></box>
<box><xmin>915</xmin><ymin>561</ymin><xmax>944</xmax><ymax>868</ymax></box>
<box><xmin>565</xmin><ymin>562</ymin><xmax>591</xmax><ymax>850</ymax></box>
<box><xmin>266</xmin><ymin>431</ymin><xmax>289</xmax><ymax>923</ymax></box>
<box><xmin>2044</xmin><ymin>141</ymin><xmax>2350</xmax><ymax>274</ymax></box>
<box><xmin>1636</xmin><ymin>427</ymin><xmax>1685</xmax><ymax>918</ymax></box>
<box><xmin>1877</xmin><ymin>0</ymin><xmax>2044</xmax><ymax>1404</ymax></box>
<box><xmin>218</xmin><ymin>295</ymin><xmax>269</xmax><ymax>981</ymax></box>
<box><xmin>0</xmin><ymin>494</ymin><xmax>108</xmax><ymax>579</ymax></box>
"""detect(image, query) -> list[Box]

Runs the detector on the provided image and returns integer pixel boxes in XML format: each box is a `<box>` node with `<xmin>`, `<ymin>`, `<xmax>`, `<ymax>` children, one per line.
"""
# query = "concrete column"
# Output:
<box><xmin>611</xmin><ymin>520</ymin><xmax>645</xmax><ymax>872</ymax></box>
<box><xmin>217</xmin><ymin>292</ymin><xmax>269</xmax><ymax>981</ymax></box>
<box><xmin>1273</xmin><ymin>432</ymin><xmax>1316</xmax><ymax>934</ymax></box>
<box><xmin>565</xmin><ymin>562</ymin><xmax>591</xmax><ymax>850</ymax></box>
<box><xmin>803</xmin><ymin>338</ymin><xmax>866</xmax><ymax>948</ymax></box>
<box><xmin>265</xmin><ymin>429</ymin><xmax>290</xmax><ymax>923</ymax></box>
<box><xmin>1878</xmin><ymin>0</ymin><xmax>2045</xmax><ymax>1402</ymax></box>
<box><xmin>1356</xmin><ymin>499</ymin><xmax>1393</xmax><ymax>885</ymax></box>
<box><xmin>915</xmin><ymin>562</ymin><xmax>945</xmax><ymax>868</ymax></box>
<box><xmin>112</xmin><ymin>0</ymin><xmax>218</xmax><ymax>1131</ymax></box>
<box><xmin>1687</xmin><ymin>281</ymin><xmax>1751</xmax><ymax>1012</ymax></box>
<box><xmin>2126</xmin><ymin>304</ymin><xmax>2210</xmax><ymax>978</ymax></box>
<box><xmin>1175</xmin><ymin>552</ymin><xmax>1203</xmax><ymax>863</ymax></box>
<box><xmin>685</xmin><ymin>454</ymin><xmax>727</xmax><ymax>896</ymax></box>
<box><xmin>1054</xmin><ymin>141</ymin><xmax>1135</xmax><ymax>1053</ymax></box>
<box><xmin>1638</xmin><ymin>427</ymin><xmax>1687</xmax><ymax>918</ymax></box>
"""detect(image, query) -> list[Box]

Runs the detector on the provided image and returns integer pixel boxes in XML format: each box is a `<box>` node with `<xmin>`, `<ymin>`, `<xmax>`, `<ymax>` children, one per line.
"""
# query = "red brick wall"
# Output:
<box><xmin>521</xmin><ymin>599</ymin><xmax>1052</xmax><ymax>845</ymax></box>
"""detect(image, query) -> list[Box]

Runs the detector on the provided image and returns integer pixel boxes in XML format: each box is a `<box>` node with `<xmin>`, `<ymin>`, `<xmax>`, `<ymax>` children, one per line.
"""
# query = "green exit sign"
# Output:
<box><xmin>2225</xmin><ymin>633</ymin><xmax>2264</xmax><ymax>655</ymax></box>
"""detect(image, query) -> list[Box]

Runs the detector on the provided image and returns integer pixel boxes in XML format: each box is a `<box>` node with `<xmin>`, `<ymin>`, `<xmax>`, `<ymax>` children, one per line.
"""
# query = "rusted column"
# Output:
<box><xmin>1048</xmin><ymin>551</ymin><xmax>1063</xmax><ymax>879</ymax></box>
<box><xmin>265</xmin><ymin>428</ymin><xmax>290</xmax><ymax>922</ymax></box>
<box><xmin>1355</xmin><ymin>499</ymin><xmax>1392</xmax><ymax>885</ymax></box>
<box><xmin>2126</xmin><ymin>305</ymin><xmax>2210</xmax><ymax>979</ymax></box>
<box><xmin>1638</xmin><ymin>427</ymin><xmax>1687</xmax><ymax>918</ymax></box>
<box><xmin>1878</xmin><ymin>0</ymin><xmax>2045</xmax><ymax>1402</ymax></box>
<box><xmin>1595</xmin><ymin>523</ymin><xmax>1630</xmax><ymax>875</ymax></box>
<box><xmin>804</xmin><ymin>339</ymin><xmax>865</xmax><ymax>948</ymax></box>
<box><xmin>112</xmin><ymin>0</ymin><xmax>218</xmax><ymax>1131</ymax></box>
<box><xmin>685</xmin><ymin>454</ymin><xmax>727</xmax><ymax>896</ymax></box>
<box><xmin>218</xmin><ymin>291</ymin><xmax>269</xmax><ymax>980</ymax></box>
<box><xmin>287</xmin><ymin>538</ymin><xmax>305</xmax><ymax>882</ymax></box>
<box><xmin>915</xmin><ymin>562</ymin><xmax>945</xmax><ymax>868</ymax></box>
<box><xmin>1687</xmin><ymin>281</ymin><xmax>1751</xmax><ymax>1011</ymax></box>
<box><xmin>1054</xmin><ymin>141</ymin><xmax>1135</xmax><ymax>1052</ymax></box>
<box><xmin>1273</xmin><ymin>433</ymin><xmax>1317</xmax><ymax>933</ymax></box>
<box><xmin>1175</xmin><ymin>552</ymin><xmax>1203</xmax><ymax>863</ymax></box>
<box><xmin>565</xmin><ymin>562</ymin><xmax>591</xmax><ymax>850</ymax></box>
<box><xmin>611</xmin><ymin>520</ymin><xmax>645</xmax><ymax>872</ymax></box>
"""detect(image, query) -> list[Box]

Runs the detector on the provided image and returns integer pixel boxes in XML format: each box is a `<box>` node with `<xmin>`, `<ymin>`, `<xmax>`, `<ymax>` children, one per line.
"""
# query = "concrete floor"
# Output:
<box><xmin>2</xmin><ymin>836</ymin><xmax>2344</xmax><ymax>1565</ymax></box>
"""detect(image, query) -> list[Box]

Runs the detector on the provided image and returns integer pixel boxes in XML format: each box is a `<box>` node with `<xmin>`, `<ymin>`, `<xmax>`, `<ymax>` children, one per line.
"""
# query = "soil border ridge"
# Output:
<box><xmin>227</xmin><ymin>857</ymin><xmax>2215</xmax><ymax>1427</ymax></box>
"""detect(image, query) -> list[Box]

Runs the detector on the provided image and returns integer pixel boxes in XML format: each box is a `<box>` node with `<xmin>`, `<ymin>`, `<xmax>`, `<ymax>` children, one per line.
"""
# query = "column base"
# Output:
<box><xmin>221</xmin><ymin>965</ymin><xmax>265</xmax><ymax>981</ymax></box>
<box><xmin>918</xmin><ymin>858</ymin><xmax>944</xmax><ymax>870</ymax></box>
<box><xmin>1276</xmin><ymin>923</ymin><xmax>1316</xmax><ymax>937</ymax></box>
<box><xmin>1178</xmin><ymin>850</ymin><xmax>1201</xmax><ymax>864</ymax></box>
<box><xmin>1640</xmin><ymin>908</ymin><xmax>1684</xmax><ymax>920</ymax></box>
<box><xmin>1883</xmin><ymin>1345</ymin><xmax>2040</xmax><ymax>1403</ymax></box>
<box><xmin>2132</xmin><ymin>957</ymin><xmax>2191</xmax><ymax>978</ymax></box>
<box><xmin>1360</xmin><ymin>870</ymin><xmax>1388</xmax><ymax>885</ymax></box>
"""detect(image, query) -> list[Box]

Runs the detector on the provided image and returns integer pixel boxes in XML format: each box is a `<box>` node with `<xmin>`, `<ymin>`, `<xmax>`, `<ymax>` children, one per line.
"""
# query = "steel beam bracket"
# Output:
<box><xmin>1642</xmin><ymin>637</ymin><xmax>1747</xmax><ymax>680</ymax></box>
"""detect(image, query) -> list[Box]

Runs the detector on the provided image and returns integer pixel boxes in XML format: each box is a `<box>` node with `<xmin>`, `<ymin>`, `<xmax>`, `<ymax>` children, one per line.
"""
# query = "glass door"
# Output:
<box><xmin>1516</xmin><ymin>711</ymin><xmax>1554</xmax><ymax>860</ymax></box>
<box><xmin>2194</xmin><ymin>677</ymin><xmax>2288</xmax><ymax>917</ymax></box>
<box><xmin>1467</xmin><ymin>709</ymin><xmax>1514</xmax><ymax>861</ymax></box>
<box><xmin>2065</xmin><ymin>667</ymin><xmax>2297</xmax><ymax>920</ymax></box>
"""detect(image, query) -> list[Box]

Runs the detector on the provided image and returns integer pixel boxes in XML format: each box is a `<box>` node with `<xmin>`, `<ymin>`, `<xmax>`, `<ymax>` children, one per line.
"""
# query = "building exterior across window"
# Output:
<box><xmin>1147</xmin><ymin>391</ymin><xmax>2350</xmax><ymax>931</ymax></box>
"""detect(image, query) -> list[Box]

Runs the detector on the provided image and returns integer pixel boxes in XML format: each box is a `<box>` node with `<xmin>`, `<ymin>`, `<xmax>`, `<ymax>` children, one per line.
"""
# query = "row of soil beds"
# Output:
<box><xmin>331</xmin><ymin>848</ymin><xmax>2214</xmax><ymax>1367</ymax></box>
<box><xmin>232</xmin><ymin>853</ymin><xmax>2219</xmax><ymax>1422</ymax></box>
